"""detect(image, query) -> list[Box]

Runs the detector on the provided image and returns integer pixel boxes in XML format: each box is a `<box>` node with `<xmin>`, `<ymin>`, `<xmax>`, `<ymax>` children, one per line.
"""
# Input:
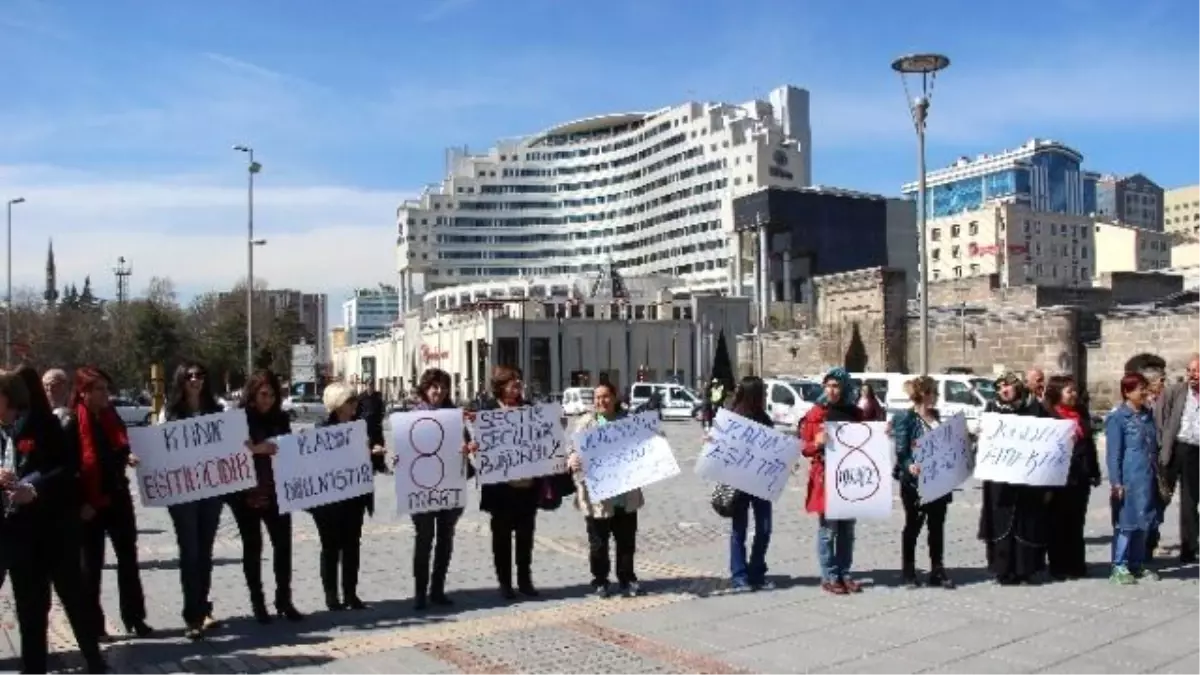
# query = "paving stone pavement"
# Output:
<box><xmin>0</xmin><ymin>421</ymin><xmax>1196</xmax><ymax>674</ymax></box>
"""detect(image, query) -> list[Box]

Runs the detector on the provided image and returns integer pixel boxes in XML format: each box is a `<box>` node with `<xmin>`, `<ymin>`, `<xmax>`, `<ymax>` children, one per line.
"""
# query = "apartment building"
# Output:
<box><xmin>1092</xmin><ymin>221</ymin><xmax>1173</xmax><ymax>277</ymax></box>
<box><xmin>1165</xmin><ymin>185</ymin><xmax>1199</xmax><ymax>267</ymax></box>
<box><xmin>925</xmin><ymin>201</ymin><xmax>1095</xmax><ymax>288</ymax></box>
<box><xmin>342</xmin><ymin>286</ymin><xmax>400</xmax><ymax>345</ymax></box>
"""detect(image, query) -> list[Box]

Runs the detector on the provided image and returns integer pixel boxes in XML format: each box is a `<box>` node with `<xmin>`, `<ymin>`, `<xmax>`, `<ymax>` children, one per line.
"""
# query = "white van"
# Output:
<box><xmin>862</xmin><ymin>372</ymin><xmax>992</xmax><ymax>433</ymax></box>
<box><xmin>764</xmin><ymin>377</ymin><xmax>823</xmax><ymax>428</ymax></box>
<box><xmin>561</xmin><ymin>387</ymin><xmax>594</xmax><ymax>416</ymax></box>
<box><xmin>628</xmin><ymin>382</ymin><xmax>702</xmax><ymax>420</ymax></box>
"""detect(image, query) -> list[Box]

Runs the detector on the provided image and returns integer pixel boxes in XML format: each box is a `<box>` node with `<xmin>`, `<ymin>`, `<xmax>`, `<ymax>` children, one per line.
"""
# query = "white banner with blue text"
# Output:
<box><xmin>391</xmin><ymin>409</ymin><xmax>470</xmax><ymax>515</ymax></box>
<box><xmin>474</xmin><ymin>403</ymin><xmax>566</xmax><ymax>485</ymax></box>
<box><xmin>914</xmin><ymin>413</ymin><xmax>971</xmax><ymax>504</ymax></box>
<box><xmin>574</xmin><ymin>412</ymin><xmax>679</xmax><ymax>502</ymax></box>
<box><xmin>972</xmin><ymin>413</ymin><xmax>1076</xmax><ymax>487</ymax></box>
<box><xmin>273</xmin><ymin>420</ymin><xmax>374</xmax><ymax>514</ymax></box>
<box><xmin>695</xmin><ymin>408</ymin><xmax>800</xmax><ymax>502</ymax></box>
<box><xmin>131</xmin><ymin>410</ymin><xmax>255</xmax><ymax>508</ymax></box>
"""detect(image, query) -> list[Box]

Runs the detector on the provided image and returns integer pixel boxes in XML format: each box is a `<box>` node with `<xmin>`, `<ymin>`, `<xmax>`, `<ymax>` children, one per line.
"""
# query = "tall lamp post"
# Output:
<box><xmin>233</xmin><ymin>145</ymin><xmax>264</xmax><ymax>376</ymax></box>
<box><xmin>5</xmin><ymin>197</ymin><xmax>25</xmax><ymax>367</ymax></box>
<box><xmin>892</xmin><ymin>53</ymin><xmax>949</xmax><ymax>376</ymax></box>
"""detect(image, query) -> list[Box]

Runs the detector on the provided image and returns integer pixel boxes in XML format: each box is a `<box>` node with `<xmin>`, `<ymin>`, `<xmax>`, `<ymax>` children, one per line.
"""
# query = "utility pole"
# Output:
<box><xmin>114</xmin><ymin>256</ymin><xmax>132</xmax><ymax>305</ymax></box>
<box><xmin>233</xmin><ymin>145</ymin><xmax>264</xmax><ymax>376</ymax></box>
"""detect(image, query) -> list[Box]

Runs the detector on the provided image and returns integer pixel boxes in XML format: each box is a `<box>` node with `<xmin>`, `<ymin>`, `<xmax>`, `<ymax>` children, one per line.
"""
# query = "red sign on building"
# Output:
<box><xmin>421</xmin><ymin>344</ymin><xmax>449</xmax><ymax>363</ymax></box>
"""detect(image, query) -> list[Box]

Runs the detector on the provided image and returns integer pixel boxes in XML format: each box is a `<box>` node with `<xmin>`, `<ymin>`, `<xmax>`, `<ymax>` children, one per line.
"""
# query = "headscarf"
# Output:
<box><xmin>818</xmin><ymin>367</ymin><xmax>858</xmax><ymax>406</ymax></box>
<box><xmin>991</xmin><ymin>371</ymin><xmax>1027</xmax><ymax>412</ymax></box>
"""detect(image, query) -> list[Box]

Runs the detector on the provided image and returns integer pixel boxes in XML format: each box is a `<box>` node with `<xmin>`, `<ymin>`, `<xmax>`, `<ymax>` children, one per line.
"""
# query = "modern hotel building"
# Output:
<box><xmin>394</xmin><ymin>85</ymin><xmax>813</xmax><ymax>310</ymax></box>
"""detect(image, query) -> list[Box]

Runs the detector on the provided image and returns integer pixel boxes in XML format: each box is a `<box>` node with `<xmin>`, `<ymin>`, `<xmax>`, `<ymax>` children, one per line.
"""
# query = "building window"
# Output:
<box><xmin>950</xmin><ymin>224</ymin><xmax>961</xmax><ymax>238</ymax></box>
<box><xmin>951</xmin><ymin>245</ymin><xmax>961</xmax><ymax>259</ymax></box>
<box><xmin>931</xmin><ymin>248</ymin><xmax>940</xmax><ymax>261</ymax></box>
<box><xmin>969</xmin><ymin>263</ymin><xmax>980</xmax><ymax>275</ymax></box>
<box><xmin>953</xmin><ymin>266</ymin><xmax>962</xmax><ymax>278</ymax></box>
<box><xmin>931</xmin><ymin>228</ymin><xmax>941</xmax><ymax>241</ymax></box>
<box><xmin>968</xmin><ymin>221</ymin><xmax>979</xmax><ymax>235</ymax></box>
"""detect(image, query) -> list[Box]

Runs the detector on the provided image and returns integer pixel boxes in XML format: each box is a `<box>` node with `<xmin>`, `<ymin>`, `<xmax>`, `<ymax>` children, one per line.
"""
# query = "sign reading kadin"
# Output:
<box><xmin>129</xmin><ymin>410</ymin><xmax>257</xmax><ymax>508</ymax></box>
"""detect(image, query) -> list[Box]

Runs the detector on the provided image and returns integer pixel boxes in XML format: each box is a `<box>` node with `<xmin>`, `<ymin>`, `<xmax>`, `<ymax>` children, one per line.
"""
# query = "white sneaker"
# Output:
<box><xmin>621</xmin><ymin>581</ymin><xmax>642</xmax><ymax>597</ymax></box>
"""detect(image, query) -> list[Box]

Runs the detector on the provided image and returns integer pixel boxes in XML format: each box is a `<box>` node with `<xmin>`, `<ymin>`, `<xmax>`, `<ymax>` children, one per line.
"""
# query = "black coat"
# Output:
<box><xmin>62</xmin><ymin>410</ymin><xmax>134</xmax><ymax>504</ymax></box>
<box><xmin>1</xmin><ymin>411</ymin><xmax>82</xmax><ymax>543</ymax></box>
<box><xmin>240</xmin><ymin>408</ymin><xmax>291</xmax><ymax>509</ymax></box>
<box><xmin>474</xmin><ymin>399</ymin><xmax>573</xmax><ymax>514</ymax></box>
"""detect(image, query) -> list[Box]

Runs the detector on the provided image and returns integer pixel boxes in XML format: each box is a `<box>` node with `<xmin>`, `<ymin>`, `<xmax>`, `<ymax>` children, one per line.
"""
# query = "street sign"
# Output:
<box><xmin>291</xmin><ymin>343</ymin><xmax>317</xmax><ymax>383</ymax></box>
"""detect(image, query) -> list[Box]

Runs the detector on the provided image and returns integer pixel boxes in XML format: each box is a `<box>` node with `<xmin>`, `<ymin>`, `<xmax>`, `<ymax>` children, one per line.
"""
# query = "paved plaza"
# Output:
<box><xmin>1</xmin><ymin>422</ymin><xmax>1196</xmax><ymax>674</ymax></box>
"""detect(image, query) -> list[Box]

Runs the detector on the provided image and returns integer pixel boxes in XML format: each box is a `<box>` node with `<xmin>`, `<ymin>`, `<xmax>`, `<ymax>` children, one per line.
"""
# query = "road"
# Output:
<box><xmin>1</xmin><ymin>421</ymin><xmax>1195</xmax><ymax>673</ymax></box>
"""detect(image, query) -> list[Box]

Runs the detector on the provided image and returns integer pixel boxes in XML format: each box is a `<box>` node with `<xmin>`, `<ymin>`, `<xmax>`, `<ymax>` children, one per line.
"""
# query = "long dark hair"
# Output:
<box><xmin>240</xmin><ymin>369</ymin><xmax>285</xmax><ymax>417</ymax></box>
<box><xmin>730</xmin><ymin>376</ymin><xmax>767</xmax><ymax>418</ymax></box>
<box><xmin>417</xmin><ymin>368</ymin><xmax>453</xmax><ymax>407</ymax></box>
<box><xmin>166</xmin><ymin>360</ymin><xmax>220</xmax><ymax>418</ymax></box>
<box><xmin>15</xmin><ymin>365</ymin><xmax>54</xmax><ymax>421</ymax></box>
<box><xmin>1043</xmin><ymin>374</ymin><xmax>1078</xmax><ymax>410</ymax></box>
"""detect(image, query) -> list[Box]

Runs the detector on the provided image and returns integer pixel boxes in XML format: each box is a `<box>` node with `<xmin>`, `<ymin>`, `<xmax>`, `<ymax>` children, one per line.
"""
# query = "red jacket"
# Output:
<box><xmin>798</xmin><ymin>403</ymin><xmax>864</xmax><ymax>515</ymax></box>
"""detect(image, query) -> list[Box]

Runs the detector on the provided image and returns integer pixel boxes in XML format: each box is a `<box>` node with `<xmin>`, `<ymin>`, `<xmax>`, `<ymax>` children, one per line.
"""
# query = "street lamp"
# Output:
<box><xmin>233</xmin><ymin>145</ymin><xmax>263</xmax><ymax>376</ymax></box>
<box><xmin>892</xmin><ymin>52</ymin><xmax>950</xmax><ymax>376</ymax></box>
<box><xmin>5</xmin><ymin>197</ymin><xmax>25</xmax><ymax>367</ymax></box>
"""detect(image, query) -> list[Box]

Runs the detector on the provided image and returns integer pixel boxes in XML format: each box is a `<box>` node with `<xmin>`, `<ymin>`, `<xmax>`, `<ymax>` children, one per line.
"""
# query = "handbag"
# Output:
<box><xmin>710</xmin><ymin>483</ymin><xmax>739</xmax><ymax>518</ymax></box>
<box><xmin>538</xmin><ymin>476</ymin><xmax>564</xmax><ymax>511</ymax></box>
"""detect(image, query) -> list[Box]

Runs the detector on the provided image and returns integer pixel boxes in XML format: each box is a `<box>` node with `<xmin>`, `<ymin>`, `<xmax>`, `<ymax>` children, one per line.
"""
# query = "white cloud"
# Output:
<box><xmin>2</xmin><ymin>165</ymin><xmax>413</xmax><ymax>301</ymax></box>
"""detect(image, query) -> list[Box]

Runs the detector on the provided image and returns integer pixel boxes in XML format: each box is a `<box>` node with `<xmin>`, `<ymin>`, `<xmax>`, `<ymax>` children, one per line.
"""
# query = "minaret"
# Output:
<box><xmin>44</xmin><ymin>239</ymin><xmax>58</xmax><ymax>307</ymax></box>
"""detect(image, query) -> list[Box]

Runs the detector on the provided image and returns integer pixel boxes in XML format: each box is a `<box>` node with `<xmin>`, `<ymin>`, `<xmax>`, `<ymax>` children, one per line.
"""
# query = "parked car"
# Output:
<box><xmin>561</xmin><ymin>387</ymin><xmax>595</xmax><ymax>416</ymax></box>
<box><xmin>282</xmin><ymin>394</ymin><xmax>324</xmax><ymax>420</ymax></box>
<box><xmin>111</xmin><ymin>396</ymin><xmax>154</xmax><ymax>427</ymax></box>
<box><xmin>629</xmin><ymin>382</ymin><xmax>701</xmax><ymax>421</ymax></box>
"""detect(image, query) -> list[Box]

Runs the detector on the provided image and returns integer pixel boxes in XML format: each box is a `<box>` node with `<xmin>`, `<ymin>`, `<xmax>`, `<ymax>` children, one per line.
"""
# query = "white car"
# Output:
<box><xmin>561</xmin><ymin>387</ymin><xmax>594</xmax><ymax>416</ymax></box>
<box><xmin>111</xmin><ymin>397</ymin><xmax>154</xmax><ymax>427</ymax></box>
<box><xmin>282</xmin><ymin>394</ymin><xmax>325</xmax><ymax>420</ymax></box>
<box><xmin>764</xmin><ymin>377</ymin><xmax>823</xmax><ymax>428</ymax></box>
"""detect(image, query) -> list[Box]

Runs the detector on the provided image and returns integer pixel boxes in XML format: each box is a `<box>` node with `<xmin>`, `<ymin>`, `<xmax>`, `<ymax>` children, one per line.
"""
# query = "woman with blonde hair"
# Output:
<box><xmin>892</xmin><ymin>375</ymin><xmax>954</xmax><ymax>589</ymax></box>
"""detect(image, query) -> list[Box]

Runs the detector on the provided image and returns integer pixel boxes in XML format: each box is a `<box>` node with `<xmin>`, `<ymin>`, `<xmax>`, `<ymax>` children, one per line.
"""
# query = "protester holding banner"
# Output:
<box><xmin>722</xmin><ymin>377</ymin><xmax>777</xmax><ymax>592</ymax></box>
<box><xmin>892</xmin><ymin>376</ymin><xmax>954</xmax><ymax>589</ymax></box>
<box><xmin>977</xmin><ymin>372</ymin><xmax>1051</xmax><ymax>585</ymax></box>
<box><xmin>0</xmin><ymin>369</ymin><xmax>108</xmax><ymax>673</ymax></box>
<box><xmin>234</xmin><ymin>370</ymin><xmax>304</xmax><ymax>623</ymax></box>
<box><xmin>1044</xmin><ymin>375</ymin><xmax>1102</xmax><ymax>580</ymax></box>
<box><xmin>799</xmin><ymin>367</ymin><xmax>865</xmax><ymax>595</ymax></box>
<box><xmin>479</xmin><ymin>366</ymin><xmax>551</xmax><ymax>600</ymax></box>
<box><xmin>162</xmin><ymin>361</ymin><xmax>228</xmax><ymax>639</ymax></box>
<box><xmin>566</xmin><ymin>381</ymin><xmax>646</xmax><ymax>598</ymax></box>
<box><xmin>65</xmin><ymin>366</ymin><xmax>153</xmax><ymax>638</ymax></box>
<box><xmin>312</xmin><ymin>382</ymin><xmax>373</xmax><ymax>610</ymax></box>
<box><xmin>1106</xmin><ymin>372</ymin><xmax>1161</xmax><ymax>585</ymax></box>
<box><xmin>410</xmin><ymin>368</ymin><xmax>475</xmax><ymax>610</ymax></box>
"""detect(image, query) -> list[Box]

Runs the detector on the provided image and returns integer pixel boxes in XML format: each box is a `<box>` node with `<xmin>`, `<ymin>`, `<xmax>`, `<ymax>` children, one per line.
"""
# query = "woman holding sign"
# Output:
<box><xmin>977</xmin><ymin>372</ymin><xmax>1050</xmax><ymax>585</ymax></box>
<box><xmin>799</xmin><ymin>368</ymin><xmax>865</xmax><ymax>595</ymax></box>
<box><xmin>410</xmin><ymin>367</ymin><xmax>475</xmax><ymax>610</ymax></box>
<box><xmin>1105</xmin><ymin>372</ymin><xmax>1160</xmax><ymax>585</ymax></box>
<box><xmin>566</xmin><ymin>381</ymin><xmax>645</xmax><ymax>598</ymax></box>
<box><xmin>162</xmin><ymin>361</ymin><xmax>227</xmax><ymax>639</ymax></box>
<box><xmin>66</xmin><ymin>367</ymin><xmax>154</xmax><ymax>638</ymax></box>
<box><xmin>892</xmin><ymin>376</ymin><xmax>955</xmax><ymax>589</ymax></box>
<box><xmin>1044</xmin><ymin>375</ymin><xmax>1101</xmax><ymax>580</ymax></box>
<box><xmin>312</xmin><ymin>382</ymin><xmax>374</xmax><ymax>610</ymax></box>
<box><xmin>234</xmin><ymin>370</ymin><xmax>305</xmax><ymax>623</ymax></box>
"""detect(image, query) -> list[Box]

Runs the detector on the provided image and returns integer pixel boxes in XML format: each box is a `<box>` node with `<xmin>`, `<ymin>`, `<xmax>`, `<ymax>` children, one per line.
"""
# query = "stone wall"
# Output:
<box><xmin>1085</xmin><ymin>305</ymin><xmax>1200</xmax><ymax>408</ymax></box>
<box><xmin>926</xmin><ymin>271</ymin><xmax>1183</xmax><ymax>313</ymax></box>
<box><xmin>909</xmin><ymin>307</ymin><xmax>1079</xmax><ymax>377</ymax></box>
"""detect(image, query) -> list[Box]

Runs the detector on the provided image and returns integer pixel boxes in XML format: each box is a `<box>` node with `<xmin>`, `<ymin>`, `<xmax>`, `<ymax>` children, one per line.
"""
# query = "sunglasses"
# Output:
<box><xmin>186</xmin><ymin>371</ymin><xmax>205</xmax><ymax>381</ymax></box>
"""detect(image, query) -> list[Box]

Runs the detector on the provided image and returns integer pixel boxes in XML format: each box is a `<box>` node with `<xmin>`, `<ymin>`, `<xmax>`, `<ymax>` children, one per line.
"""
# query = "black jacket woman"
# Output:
<box><xmin>162</xmin><ymin>361</ymin><xmax>227</xmax><ymax>639</ymax></box>
<box><xmin>977</xmin><ymin>371</ymin><xmax>1051</xmax><ymax>584</ymax></box>
<box><xmin>478</xmin><ymin>366</ymin><xmax>571</xmax><ymax>600</ymax></box>
<box><xmin>1044</xmin><ymin>374</ymin><xmax>1102</xmax><ymax>579</ymax></box>
<box><xmin>1</xmin><ymin>368</ymin><xmax>107</xmax><ymax>673</ymax></box>
<box><xmin>234</xmin><ymin>369</ymin><xmax>304</xmax><ymax>623</ymax></box>
<box><xmin>409</xmin><ymin>368</ymin><xmax>475</xmax><ymax>610</ymax></box>
<box><xmin>65</xmin><ymin>366</ymin><xmax>153</xmax><ymax>639</ymax></box>
<box><xmin>312</xmin><ymin>382</ymin><xmax>373</xmax><ymax>611</ymax></box>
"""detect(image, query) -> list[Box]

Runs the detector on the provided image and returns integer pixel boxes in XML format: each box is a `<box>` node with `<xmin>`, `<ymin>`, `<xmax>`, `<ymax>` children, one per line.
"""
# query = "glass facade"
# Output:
<box><xmin>919</xmin><ymin>150</ymin><xmax>1094</xmax><ymax>218</ymax></box>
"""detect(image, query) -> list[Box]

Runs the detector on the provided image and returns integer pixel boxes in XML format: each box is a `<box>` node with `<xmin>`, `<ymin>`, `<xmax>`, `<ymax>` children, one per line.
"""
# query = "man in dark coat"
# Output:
<box><xmin>356</xmin><ymin>381</ymin><xmax>389</xmax><ymax>474</ymax></box>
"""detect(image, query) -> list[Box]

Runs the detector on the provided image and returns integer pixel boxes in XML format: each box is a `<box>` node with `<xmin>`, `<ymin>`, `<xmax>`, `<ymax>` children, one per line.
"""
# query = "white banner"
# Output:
<box><xmin>914</xmin><ymin>413</ymin><xmax>972</xmax><ymax>504</ymax></box>
<box><xmin>574</xmin><ymin>412</ymin><xmax>679</xmax><ymax>502</ymax></box>
<box><xmin>695</xmin><ymin>409</ymin><xmax>800</xmax><ymax>502</ymax></box>
<box><xmin>391</xmin><ymin>409</ymin><xmax>470</xmax><ymax>514</ymax></box>
<box><xmin>824</xmin><ymin>421</ymin><xmax>892</xmax><ymax>520</ymax></box>
<box><xmin>272</xmin><ymin>420</ymin><xmax>374</xmax><ymax>513</ymax></box>
<box><xmin>973</xmin><ymin>413</ymin><xmax>1076</xmax><ymax>487</ymax></box>
<box><xmin>474</xmin><ymin>403</ymin><xmax>566</xmax><ymax>485</ymax></box>
<box><xmin>130</xmin><ymin>410</ymin><xmax>256</xmax><ymax>508</ymax></box>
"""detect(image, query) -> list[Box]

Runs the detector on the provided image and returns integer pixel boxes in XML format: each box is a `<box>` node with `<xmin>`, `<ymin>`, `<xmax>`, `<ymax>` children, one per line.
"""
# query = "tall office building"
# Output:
<box><xmin>394</xmin><ymin>85</ymin><xmax>813</xmax><ymax>310</ymax></box>
<box><xmin>1094</xmin><ymin>173</ymin><xmax>1164</xmax><ymax>231</ymax></box>
<box><xmin>342</xmin><ymin>286</ymin><xmax>400</xmax><ymax>344</ymax></box>
<box><xmin>901</xmin><ymin>138</ymin><xmax>1100</xmax><ymax>218</ymax></box>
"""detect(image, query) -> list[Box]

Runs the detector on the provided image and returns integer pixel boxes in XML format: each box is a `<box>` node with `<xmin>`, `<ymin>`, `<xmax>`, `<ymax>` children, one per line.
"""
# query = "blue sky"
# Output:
<box><xmin>1</xmin><ymin>0</ymin><xmax>1196</xmax><ymax>316</ymax></box>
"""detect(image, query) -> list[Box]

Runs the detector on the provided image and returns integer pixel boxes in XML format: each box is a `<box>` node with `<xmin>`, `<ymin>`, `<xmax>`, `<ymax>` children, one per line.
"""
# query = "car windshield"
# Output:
<box><xmin>578</xmin><ymin>390</ymin><xmax>595</xmax><ymax>401</ymax></box>
<box><xmin>970</xmin><ymin>378</ymin><xmax>996</xmax><ymax>401</ymax></box>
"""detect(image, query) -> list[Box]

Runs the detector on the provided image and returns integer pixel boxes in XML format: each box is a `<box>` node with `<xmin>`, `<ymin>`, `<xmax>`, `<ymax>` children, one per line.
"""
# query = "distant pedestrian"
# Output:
<box><xmin>857</xmin><ymin>383</ymin><xmax>885</xmax><ymax>422</ymax></box>
<box><xmin>40</xmin><ymin>368</ymin><xmax>71</xmax><ymax>425</ymax></box>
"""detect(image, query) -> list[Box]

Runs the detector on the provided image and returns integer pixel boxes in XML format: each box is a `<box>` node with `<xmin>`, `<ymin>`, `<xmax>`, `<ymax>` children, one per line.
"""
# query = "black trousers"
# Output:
<box><xmin>489</xmin><ymin>508</ymin><xmax>536</xmax><ymax>589</ymax></box>
<box><xmin>901</xmin><ymin>483</ymin><xmax>948</xmax><ymax>575</ymax></box>
<box><xmin>81</xmin><ymin>493</ymin><xmax>147</xmax><ymax>631</ymax></box>
<box><xmin>1177</xmin><ymin>442</ymin><xmax>1199</xmax><ymax>558</ymax></box>
<box><xmin>9</xmin><ymin>529</ymin><xmax>104</xmax><ymax>673</ymax></box>
<box><xmin>312</xmin><ymin>502</ymin><xmax>365</xmax><ymax>600</ymax></box>
<box><xmin>230</xmin><ymin>500</ymin><xmax>294</xmax><ymax>606</ymax></box>
<box><xmin>586</xmin><ymin>508</ymin><xmax>638</xmax><ymax>586</ymax></box>
<box><xmin>412</xmin><ymin>508</ymin><xmax>461</xmax><ymax>598</ymax></box>
<box><xmin>1047</xmin><ymin>484</ymin><xmax>1090</xmax><ymax>577</ymax></box>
